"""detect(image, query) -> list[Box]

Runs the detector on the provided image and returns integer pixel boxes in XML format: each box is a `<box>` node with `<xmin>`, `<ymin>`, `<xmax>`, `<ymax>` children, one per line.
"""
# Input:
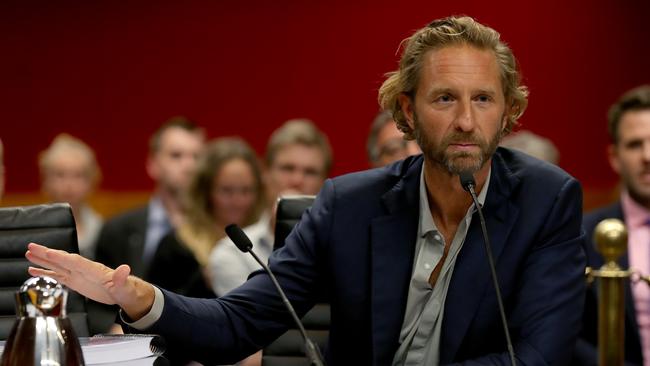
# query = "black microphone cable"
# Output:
<box><xmin>459</xmin><ymin>171</ymin><xmax>516</xmax><ymax>366</ymax></box>
<box><xmin>225</xmin><ymin>224</ymin><xmax>325</xmax><ymax>366</ymax></box>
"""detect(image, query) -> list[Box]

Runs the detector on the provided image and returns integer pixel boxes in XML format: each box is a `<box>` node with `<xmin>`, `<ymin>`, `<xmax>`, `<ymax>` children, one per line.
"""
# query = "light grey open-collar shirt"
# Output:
<box><xmin>392</xmin><ymin>165</ymin><xmax>490</xmax><ymax>365</ymax></box>
<box><xmin>126</xmin><ymin>165</ymin><xmax>491</xmax><ymax>366</ymax></box>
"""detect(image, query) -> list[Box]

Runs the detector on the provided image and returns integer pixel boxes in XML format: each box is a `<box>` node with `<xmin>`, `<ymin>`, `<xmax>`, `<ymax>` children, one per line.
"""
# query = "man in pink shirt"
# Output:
<box><xmin>576</xmin><ymin>85</ymin><xmax>650</xmax><ymax>365</ymax></box>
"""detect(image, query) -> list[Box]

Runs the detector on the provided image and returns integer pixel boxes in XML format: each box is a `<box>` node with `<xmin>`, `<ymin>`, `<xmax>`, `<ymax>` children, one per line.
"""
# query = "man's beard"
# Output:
<box><xmin>622</xmin><ymin>171</ymin><xmax>650</xmax><ymax>209</ymax></box>
<box><xmin>413</xmin><ymin>114</ymin><xmax>503</xmax><ymax>175</ymax></box>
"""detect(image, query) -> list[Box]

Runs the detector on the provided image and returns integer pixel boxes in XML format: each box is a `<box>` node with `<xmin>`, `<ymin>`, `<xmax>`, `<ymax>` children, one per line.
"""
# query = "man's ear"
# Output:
<box><xmin>146</xmin><ymin>155</ymin><xmax>159</xmax><ymax>181</ymax></box>
<box><xmin>501</xmin><ymin>100</ymin><xmax>514</xmax><ymax>132</ymax></box>
<box><xmin>501</xmin><ymin>113</ymin><xmax>509</xmax><ymax>132</ymax></box>
<box><xmin>608</xmin><ymin>144</ymin><xmax>621</xmax><ymax>174</ymax></box>
<box><xmin>398</xmin><ymin>93</ymin><xmax>416</xmax><ymax>131</ymax></box>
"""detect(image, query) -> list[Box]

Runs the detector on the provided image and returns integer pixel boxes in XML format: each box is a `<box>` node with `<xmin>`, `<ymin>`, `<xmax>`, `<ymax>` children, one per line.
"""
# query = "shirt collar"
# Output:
<box><xmin>621</xmin><ymin>190</ymin><xmax>650</xmax><ymax>228</ymax></box>
<box><xmin>148</xmin><ymin>196</ymin><xmax>170</xmax><ymax>225</ymax></box>
<box><xmin>418</xmin><ymin>164</ymin><xmax>491</xmax><ymax>238</ymax></box>
<box><xmin>256</xmin><ymin>211</ymin><xmax>275</xmax><ymax>247</ymax></box>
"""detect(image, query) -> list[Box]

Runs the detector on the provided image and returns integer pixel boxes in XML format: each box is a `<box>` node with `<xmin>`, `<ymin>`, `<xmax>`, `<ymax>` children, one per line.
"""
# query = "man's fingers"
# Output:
<box><xmin>28</xmin><ymin>267</ymin><xmax>69</xmax><ymax>284</ymax></box>
<box><xmin>26</xmin><ymin>243</ymin><xmax>75</xmax><ymax>268</ymax></box>
<box><xmin>43</xmin><ymin>246</ymin><xmax>84</xmax><ymax>269</ymax></box>
<box><xmin>27</xmin><ymin>242</ymin><xmax>49</xmax><ymax>257</ymax></box>
<box><xmin>25</xmin><ymin>243</ymin><xmax>52</xmax><ymax>266</ymax></box>
<box><xmin>28</xmin><ymin>242</ymin><xmax>109</xmax><ymax>282</ymax></box>
<box><xmin>28</xmin><ymin>266</ymin><xmax>48</xmax><ymax>277</ymax></box>
<box><xmin>27</xmin><ymin>242</ymin><xmax>74</xmax><ymax>269</ymax></box>
<box><xmin>26</xmin><ymin>250</ymin><xmax>72</xmax><ymax>277</ymax></box>
<box><xmin>26</xmin><ymin>243</ymin><xmax>126</xmax><ymax>306</ymax></box>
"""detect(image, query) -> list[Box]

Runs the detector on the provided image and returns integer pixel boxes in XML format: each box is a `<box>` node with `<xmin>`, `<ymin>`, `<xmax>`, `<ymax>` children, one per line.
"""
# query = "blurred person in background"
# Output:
<box><xmin>91</xmin><ymin>116</ymin><xmax>205</xmax><ymax>334</ymax></box>
<box><xmin>209</xmin><ymin>119</ymin><xmax>332</xmax><ymax>366</ymax></box>
<box><xmin>209</xmin><ymin>119</ymin><xmax>332</xmax><ymax>296</ymax></box>
<box><xmin>261</xmin><ymin>119</ymin><xmax>332</xmax><ymax>207</ymax></box>
<box><xmin>147</xmin><ymin>138</ymin><xmax>265</xmax><ymax>298</ymax></box>
<box><xmin>499</xmin><ymin>130</ymin><xmax>559</xmax><ymax>164</ymax></box>
<box><xmin>576</xmin><ymin>85</ymin><xmax>650</xmax><ymax>365</ymax></box>
<box><xmin>367</xmin><ymin>110</ymin><xmax>421</xmax><ymax>168</ymax></box>
<box><xmin>95</xmin><ymin>117</ymin><xmax>205</xmax><ymax>278</ymax></box>
<box><xmin>39</xmin><ymin>133</ymin><xmax>103</xmax><ymax>259</ymax></box>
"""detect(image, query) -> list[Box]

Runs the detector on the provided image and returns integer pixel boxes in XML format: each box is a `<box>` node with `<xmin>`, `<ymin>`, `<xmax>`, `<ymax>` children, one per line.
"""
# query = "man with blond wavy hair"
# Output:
<box><xmin>27</xmin><ymin>16</ymin><xmax>584</xmax><ymax>365</ymax></box>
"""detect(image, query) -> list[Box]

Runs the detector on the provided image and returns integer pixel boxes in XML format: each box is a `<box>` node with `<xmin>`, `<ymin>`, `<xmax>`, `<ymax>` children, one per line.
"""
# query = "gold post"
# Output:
<box><xmin>592</xmin><ymin>218</ymin><xmax>628</xmax><ymax>366</ymax></box>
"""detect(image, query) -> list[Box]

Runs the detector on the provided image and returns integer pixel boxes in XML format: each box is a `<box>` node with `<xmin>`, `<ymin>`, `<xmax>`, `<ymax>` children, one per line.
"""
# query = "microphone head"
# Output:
<box><xmin>459</xmin><ymin>170</ymin><xmax>476</xmax><ymax>192</ymax></box>
<box><xmin>225</xmin><ymin>224</ymin><xmax>253</xmax><ymax>253</ymax></box>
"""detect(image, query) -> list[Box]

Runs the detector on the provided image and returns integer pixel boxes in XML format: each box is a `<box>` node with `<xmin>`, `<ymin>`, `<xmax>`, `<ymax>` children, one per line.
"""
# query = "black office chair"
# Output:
<box><xmin>0</xmin><ymin>203</ymin><xmax>90</xmax><ymax>339</ymax></box>
<box><xmin>263</xmin><ymin>195</ymin><xmax>330</xmax><ymax>366</ymax></box>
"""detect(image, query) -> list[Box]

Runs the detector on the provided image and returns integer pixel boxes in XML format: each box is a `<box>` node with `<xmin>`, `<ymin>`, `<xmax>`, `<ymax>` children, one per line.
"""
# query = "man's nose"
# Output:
<box><xmin>182</xmin><ymin>155</ymin><xmax>198</xmax><ymax>169</ymax></box>
<box><xmin>288</xmin><ymin>170</ymin><xmax>306</xmax><ymax>191</ymax></box>
<box><xmin>454</xmin><ymin>100</ymin><xmax>476</xmax><ymax>132</ymax></box>
<box><xmin>642</xmin><ymin>142</ymin><xmax>650</xmax><ymax>162</ymax></box>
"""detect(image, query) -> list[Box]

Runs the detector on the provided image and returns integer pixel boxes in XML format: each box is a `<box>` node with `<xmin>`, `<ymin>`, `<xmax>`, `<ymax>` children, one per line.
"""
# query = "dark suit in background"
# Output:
<box><xmin>90</xmin><ymin>206</ymin><xmax>149</xmax><ymax>334</ymax></box>
<box><xmin>147</xmin><ymin>232</ymin><xmax>215</xmax><ymax>298</ymax></box>
<box><xmin>95</xmin><ymin>206</ymin><xmax>149</xmax><ymax>277</ymax></box>
<box><xmin>574</xmin><ymin>203</ymin><xmax>644</xmax><ymax>365</ymax></box>
<box><xmin>130</xmin><ymin>149</ymin><xmax>585</xmax><ymax>365</ymax></box>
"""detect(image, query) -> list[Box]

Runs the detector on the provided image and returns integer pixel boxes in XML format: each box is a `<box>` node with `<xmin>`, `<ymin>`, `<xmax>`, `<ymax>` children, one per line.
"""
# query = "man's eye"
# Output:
<box><xmin>303</xmin><ymin>169</ymin><xmax>321</xmax><ymax>178</ymax></box>
<box><xmin>626</xmin><ymin>141</ymin><xmax>643</xmax><ymax>149</ymax></box>
<box><xmin>279</xmin><ymin>165</ymin><xmax>295</xmax><ymax>173</ymax></box>
<box><xmin>476</xmin><ymin>95</ymin><xmax>491</xmax><ymax>102</ymax></box>
<box><xmin>436</xmin><ymin>95</ymin><xmax>453</xmax><ymax>103</ymax></box>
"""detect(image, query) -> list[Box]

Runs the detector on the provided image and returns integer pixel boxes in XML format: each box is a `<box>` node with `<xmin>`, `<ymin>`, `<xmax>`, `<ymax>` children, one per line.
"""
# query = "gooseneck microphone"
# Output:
<box><xmin>459</xmin><ymin>171</ymin><xmax>517</xmax><ymax>366</ymax></box>
<box><xmin>225</xmin><ymin>224</ymin><xmax>325</xmax><ymax>366</ymax></box>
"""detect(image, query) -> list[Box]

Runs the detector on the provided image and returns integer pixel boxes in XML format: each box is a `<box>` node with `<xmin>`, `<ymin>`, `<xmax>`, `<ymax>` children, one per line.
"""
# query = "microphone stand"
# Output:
<box><xmin>226</xmin><ymin>225</ymin><xmax>325</xmax><ymax>366</ymax></box>
<box><xmin>459</xmin><ymin>172</ymin><xmax>517</xmax><ymax>366</ymax></box>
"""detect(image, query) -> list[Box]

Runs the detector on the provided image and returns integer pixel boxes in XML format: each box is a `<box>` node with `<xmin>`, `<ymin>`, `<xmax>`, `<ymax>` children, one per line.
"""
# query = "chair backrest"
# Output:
<box><xmin>263</xmin><ymin>195</ymin><xmax>330</xmax><ymax>366</ymax></box>
<box><xmin>0</xmin><ymin>203</ymin><xmax>89</xmax><ymax>339</ymax></box>
<box><xmin>273</xmin><ymin>195</ymin><xmax>318</xmax><ymax>251</ymax></box>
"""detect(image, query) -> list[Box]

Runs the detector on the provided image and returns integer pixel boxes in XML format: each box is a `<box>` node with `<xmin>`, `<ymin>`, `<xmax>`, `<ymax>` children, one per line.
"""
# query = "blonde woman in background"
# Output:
<box><xmin>147</xmin><ymin>137</ymin><xmax>265</xmax><ymax>298</ymax></box>
<box><xmin>39</xmin><ymin>134</ymin><xmax>103</xmax><ymax>259</ymax></box>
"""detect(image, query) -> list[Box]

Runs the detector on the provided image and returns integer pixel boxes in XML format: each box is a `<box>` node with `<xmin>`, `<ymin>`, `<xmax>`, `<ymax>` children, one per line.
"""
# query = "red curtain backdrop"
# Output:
<box><xmin>2</xmin><ymin>0</ymin><xmax>649</xmax><ymax>193</ymax></box>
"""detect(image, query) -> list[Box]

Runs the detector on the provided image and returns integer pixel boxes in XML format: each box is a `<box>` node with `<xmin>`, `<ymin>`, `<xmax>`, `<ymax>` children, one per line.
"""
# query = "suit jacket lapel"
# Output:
<box><xmin>440</xmin><ymin>152</ymin><xmax>521</xmax><ymax>363</ymax></box>
<box><xmin>370</xmin><ymin>157</ymin><xmax>421</xmax><ymax>365</ymax></box>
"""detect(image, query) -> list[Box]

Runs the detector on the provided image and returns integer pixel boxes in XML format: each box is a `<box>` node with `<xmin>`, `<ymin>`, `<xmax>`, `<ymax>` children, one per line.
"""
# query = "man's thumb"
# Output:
<box><xmin>113</xmin><ymin>264</ymin><xmax>131</xmax><ymax>288</ymax></box>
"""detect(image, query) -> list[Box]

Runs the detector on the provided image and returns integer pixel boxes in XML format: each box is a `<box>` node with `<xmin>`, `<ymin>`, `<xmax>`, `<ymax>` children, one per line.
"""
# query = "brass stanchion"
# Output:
<box><xmin>587</xmin><ymin>218</ymin><xmax>629</xmax><ymax>366</ymax></box>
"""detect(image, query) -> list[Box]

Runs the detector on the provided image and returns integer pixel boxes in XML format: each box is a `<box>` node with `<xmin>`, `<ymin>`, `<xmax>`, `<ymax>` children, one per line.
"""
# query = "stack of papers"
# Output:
<box><xmin>81</xmin><ymin>334</ymin><xmax>165</xmax><ymax>364</ymax></box>
<box><xmin>0</xmin><ymin>334</ymin><xmax>167</xmax><ymax>365</ymax></box>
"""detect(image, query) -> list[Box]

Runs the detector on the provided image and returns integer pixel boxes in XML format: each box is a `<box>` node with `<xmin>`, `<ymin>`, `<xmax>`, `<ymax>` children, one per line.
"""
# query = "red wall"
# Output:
<box><xmin>2</xmin><ymin>0</ymin><xmax>649</xmax><ymax>193</ymax></box>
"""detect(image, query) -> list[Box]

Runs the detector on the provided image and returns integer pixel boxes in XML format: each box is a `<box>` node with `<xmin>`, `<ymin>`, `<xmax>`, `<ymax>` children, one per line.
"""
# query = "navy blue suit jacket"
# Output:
<box><xmin>574</xmin><ymin>203</ymin><xmax>644</xmax><ymax>365</ymax></box>
<box><xmin>142</xmin><ymin>148</ymin><xmax>586</xmax><ymax>365</ymax></box>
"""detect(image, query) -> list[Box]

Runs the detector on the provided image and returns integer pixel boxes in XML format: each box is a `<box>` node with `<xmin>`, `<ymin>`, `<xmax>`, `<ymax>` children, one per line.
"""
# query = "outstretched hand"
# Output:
<box><xmin>26</xmin><ymin>242</ymin><xmax>155</xmax><ymax>321</ymax></box>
